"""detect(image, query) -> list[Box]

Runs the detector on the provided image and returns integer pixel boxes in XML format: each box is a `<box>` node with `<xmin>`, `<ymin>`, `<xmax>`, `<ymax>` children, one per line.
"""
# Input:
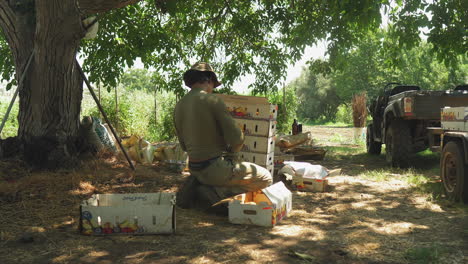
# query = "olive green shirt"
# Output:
<box><xmin>174</xmin><ymin>88</ymin><xmax>244</xmax><ymax>161</ymax></box>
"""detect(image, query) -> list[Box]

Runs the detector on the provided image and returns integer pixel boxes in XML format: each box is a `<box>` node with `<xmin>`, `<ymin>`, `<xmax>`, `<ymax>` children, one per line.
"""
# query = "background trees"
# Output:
<box><xmin>292</xmin><ymin>29</ymin><xmax>467</xmax><ymax>123</ymax></box>
<box><xmin>0</xmin><ymin>1</ymin><xmax>466</xmax><ymax>166</ymax></box>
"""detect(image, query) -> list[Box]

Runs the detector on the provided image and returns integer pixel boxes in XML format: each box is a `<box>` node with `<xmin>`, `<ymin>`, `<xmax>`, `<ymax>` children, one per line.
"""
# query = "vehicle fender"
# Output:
<box><xmin>382</xmin><ymin>102</ymin><xmax>401</xmax><ymax>142</ymax></box>
<box><xmin>443</xmin><ymin>132</ymin><xmax>468</xmax><ymax>164</ymax></box>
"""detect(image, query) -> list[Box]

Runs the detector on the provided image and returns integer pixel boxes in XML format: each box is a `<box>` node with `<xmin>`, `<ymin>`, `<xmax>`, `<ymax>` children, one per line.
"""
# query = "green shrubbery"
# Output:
<box><xmin>82</xmin><ymin>88</ymin><xmax>177</xmax><ymax>142</ymax></box>
<box><xmin>0</xmin><ymin>98</ymin><xmax>18</xmax><ymax>138</ymax></box>
<box><xmin>334</xmin><ymin>104</ymin><xmax>353</xmax><ymax>125</ymax></box>
<box><xmin>267</xmin><ymin>87</ymin><xmax>298</xmax><ymax>134</ymax></box>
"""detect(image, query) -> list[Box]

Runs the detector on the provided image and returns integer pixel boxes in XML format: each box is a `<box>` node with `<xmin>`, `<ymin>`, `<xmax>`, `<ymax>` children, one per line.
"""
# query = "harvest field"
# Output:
<box><xmin>0</xmin><ymin>126</ymin><xmax>467</xmax><ymax>264</ymax></box>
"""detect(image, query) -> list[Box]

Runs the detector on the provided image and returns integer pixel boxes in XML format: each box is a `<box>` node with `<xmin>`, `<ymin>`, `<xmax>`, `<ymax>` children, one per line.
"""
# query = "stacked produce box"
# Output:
<box><xmin>216</xmin><ymin>94</ymin><xmax>278</xmax><ymax>176</ymax></box>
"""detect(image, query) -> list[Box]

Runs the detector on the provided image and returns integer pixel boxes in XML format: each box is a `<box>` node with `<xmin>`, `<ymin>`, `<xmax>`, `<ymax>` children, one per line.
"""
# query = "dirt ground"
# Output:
<box><xmin>0</xmin><ymin>126</ymin><xmax>467</xmax><ymax>264</ymax></box>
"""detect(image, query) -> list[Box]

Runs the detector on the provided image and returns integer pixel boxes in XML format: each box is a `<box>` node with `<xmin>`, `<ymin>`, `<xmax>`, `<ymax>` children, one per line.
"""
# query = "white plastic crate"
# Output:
<box><xmin>241</xmin><ymin>135</ymin><xmax>275</xmax><ymax>154</ymax></box>
<box><xmin>216</xmin><ymin>94</ymin><xmax>278</xmax><ymax>120</ymax></box>
<box><xmin>441</xmin><ymin>107</ymin><xmax>468</xmax><ymax>131</ymax></box>
<box><xmin>229</xmin><ymin>181</ymin><xmax>292</xmax><ymax>227</ymax></box>
<box><xmin>238</xmin><ymin>151</ymin><xmax>274</xmax><ymax>167</ymax></box>
<box><xmin>235</xmin><ymin>119</ymin><xmax>276</xmax><ymax>137</ymax></box>
<box><xmin>80</xmin><ymin>193</ymin><xmax>176</xmax><ymax>235</ymax></box>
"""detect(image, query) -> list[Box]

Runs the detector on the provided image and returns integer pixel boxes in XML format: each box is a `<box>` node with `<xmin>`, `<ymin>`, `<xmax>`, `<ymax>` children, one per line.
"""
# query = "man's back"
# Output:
<box><xmin>174</xmin><ymin>88</ymin><xmax>243</xmax><ymax>161</ymax></box>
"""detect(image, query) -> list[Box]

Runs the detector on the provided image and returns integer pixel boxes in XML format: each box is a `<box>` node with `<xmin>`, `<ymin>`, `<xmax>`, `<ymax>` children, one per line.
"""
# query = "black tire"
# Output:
<box><xmin>366</xmin><ymin>124</ymin><xmax>382</xmax><ymax>155</ymax></box>
<box><xmin>385</xmin><ymin>120</ymin><xmax>411</xmax><ymax>168</ymax></box>
<box><xmin>441</xmin><ymin>141</ymin><xmax>468</xmax><ymax>203</ymax></box>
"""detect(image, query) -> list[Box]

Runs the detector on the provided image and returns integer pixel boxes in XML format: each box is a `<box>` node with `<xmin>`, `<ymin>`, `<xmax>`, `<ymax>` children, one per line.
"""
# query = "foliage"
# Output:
<box><xmin>291</xmin><ymin>70</ymin><xmax>341</xmax><ymax>122</ymax></box>
<box><xmin>2</xmin><ymin>1</ymin><xmax>464</xmax><ymax>96</ymax></box>
<box><xmin>296</xmin><ymin>29</ymin><xmax>467</xmax><ymax>123</ymax></box>
<box><xmin>147</xmin><ymin>92</ymin><xmax>177</xmax><ymax>142</ymax></box>
<box><xmin>334</xmin><ymin>104</ymin><xmax>353</xmax><ymax>125</ymax></box>
<box><xmin>82</xmin><ymin>87</ymin><xmax>176</xmax><ymax>142</ymax></box>
<box><xmin>0</xmin><ymin>36</ymin><xmax>15</xmax><ymax>90</ymax></box>
<box><xmin>266</xmin><ymin>86</ymin><xmax>298</xmax><ymax>134</ymax></box>
<box><xmin>120</xmin><ymin>68</ymin><xmax>155</xmax><ymax>92</ymax></box>
<box><xmin>0</xmin><ymin>97</ymin><xmax>18</xmax><ymax>138</ymax></box>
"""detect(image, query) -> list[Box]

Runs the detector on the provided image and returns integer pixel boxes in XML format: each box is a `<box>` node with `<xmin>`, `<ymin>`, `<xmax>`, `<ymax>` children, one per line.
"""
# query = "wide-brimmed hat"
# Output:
<box><xmin>183</xmin><ymin>62</ymin><xmax>221</xmax><ymax>88</ymax></box>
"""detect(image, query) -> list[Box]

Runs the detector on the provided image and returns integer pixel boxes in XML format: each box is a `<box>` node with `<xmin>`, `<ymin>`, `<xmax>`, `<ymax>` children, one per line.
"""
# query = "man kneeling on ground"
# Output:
<box><xmin>174</xmin><ymin>62</ymin><xmax>272</xmax><ymax>214</ymax></box>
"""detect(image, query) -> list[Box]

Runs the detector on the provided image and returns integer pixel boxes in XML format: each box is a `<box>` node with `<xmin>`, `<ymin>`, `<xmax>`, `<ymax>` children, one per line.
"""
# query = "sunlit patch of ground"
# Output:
<box><xmin>0</xmin><ymin>126</ymin><xmax>467</xmax><ymax>264</ymax></box>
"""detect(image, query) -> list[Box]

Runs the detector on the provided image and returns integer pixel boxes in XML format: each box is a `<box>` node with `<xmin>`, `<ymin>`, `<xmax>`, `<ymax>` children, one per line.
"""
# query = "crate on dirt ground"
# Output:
<box><xmin>216</xmin><ymin>94</ymin><xmax>278</xmax><ymax>120</ymax></box>
<box><xmin>301</xmin><ymin>178</ymin><xmax>328</xmax><ymax>192</ymax></box>
<box><xmin>80</xmin><ymin>193</ymin><xmax>176</xmax><ymax>235</ymax></box>
<box><xmin>235</xmin><ymin>119</ymin><xmax>276</xmax><ymax>137</ymax></box>
<box><xmin>441</xmin><ymin>107</ymin><xmax>468</xmax><ymax>131</ymax></box>
<box><xmin>238</xmin><ymin>151</ymin><xmax>274</xmax><ymax>167</ymax></box>
<box><xmin>241</xmin><ymin>135</ymin><xmax>275</xmax><ymax>154</ymax></box>
<box><xmin>229</xmin><ymin>181</ymin><xmax>292</xmax><ymax>227</ymax></box>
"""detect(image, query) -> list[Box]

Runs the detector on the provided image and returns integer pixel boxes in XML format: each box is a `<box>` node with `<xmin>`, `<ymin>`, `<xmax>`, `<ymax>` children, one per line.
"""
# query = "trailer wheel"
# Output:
<box><xmin>441</xmin><ymin>141</ymin><xmax>468</xmax><ymax>203</ymax></box>
<box><xmin>366</xmin><ymin>124</ymin><xmax>381</xmax><ymax>155</ymax></box>
<box><xmin>385</xmin><ymin>120</ymin><xmax>411</xmax><ymax>168</ymax></box>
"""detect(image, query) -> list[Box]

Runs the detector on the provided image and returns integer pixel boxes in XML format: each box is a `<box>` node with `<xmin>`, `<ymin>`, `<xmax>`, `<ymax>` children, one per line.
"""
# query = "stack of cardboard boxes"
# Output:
<box><xmin>216</xmin><ymin>94</ymin><xmax>277</xmax><ymax>176</ymax></box>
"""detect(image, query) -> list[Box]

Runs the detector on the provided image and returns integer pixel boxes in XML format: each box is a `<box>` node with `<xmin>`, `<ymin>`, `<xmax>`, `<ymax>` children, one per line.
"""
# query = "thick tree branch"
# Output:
<box><xmin>0</xmin><ymin>1</ymin><xmax>17</xmax><ymax>45</ymax></box>
<box><xmin>77</xmin><ymin>0</ymin><xmax>142</xmax><ymax>14</ymax></box>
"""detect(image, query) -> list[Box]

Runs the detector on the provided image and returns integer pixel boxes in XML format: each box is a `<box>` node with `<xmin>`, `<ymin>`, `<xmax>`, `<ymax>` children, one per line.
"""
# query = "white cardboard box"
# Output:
<box><xmin>216</xmin><ymin>94</ymin><xmax>278</xmax><ymax>120</ymax></box>
<box><xmin>80</xmin><ymin>193</ymin><xmax>176</xmax><ymax>235</ymax></box>
<box><xmin>266</xmin><ymin>164</ymin><xmax>274</xmax><ymax>177</ymax></box>
<box><xmin>235</xmin><ymin>119</ymin><xmax>276</xmax><ymax>137</ymax></box>
<box><xmin>241</xmin><ymin>135</ymin><xmax>276</xmax><ymax>154</ymax></box>
<box><xmin>301</xmin><ymin>178</ymin><xmax>328</xmax><ymax>192</ymax></box>
<box><xmin>229</xmin><ymin>182</ymin><xmax>292</xmax><ymax>227</ymax></box>
<box><xmin>238</xmin><ymin>151</ymin><xmax>275</xmax><ymax>167</ymax></box>
<box><xmin>441</xmin><ymin>107</ymin><xmax>468</xmax><ymax>131</ymax></box>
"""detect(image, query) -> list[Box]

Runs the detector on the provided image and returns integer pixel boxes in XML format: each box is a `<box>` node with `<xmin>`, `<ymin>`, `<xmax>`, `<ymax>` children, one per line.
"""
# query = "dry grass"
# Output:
<box><xmin>352</xmin><ymin>93</ymin><xmax>367</xmax><ymax>128</ymax></box>
<box><xmin>1</xmin><ymin>127</ymin><xmax>467</xmax><ymax>264</ymax></box>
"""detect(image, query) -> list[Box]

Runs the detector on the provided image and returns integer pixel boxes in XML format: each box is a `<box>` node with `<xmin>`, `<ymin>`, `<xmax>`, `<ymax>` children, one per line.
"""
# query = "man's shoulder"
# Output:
<box><xmin>198</xmin><ymin>93</ymin><xmax>225</xmax><ymax>105</ymax></box>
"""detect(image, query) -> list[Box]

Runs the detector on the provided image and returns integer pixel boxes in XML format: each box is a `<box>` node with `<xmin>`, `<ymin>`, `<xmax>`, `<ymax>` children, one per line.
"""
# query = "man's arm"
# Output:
<box><xmin>173</xmin><ymin>106</ymin><xmax>187</xmax><ymax>152</ymax></box>
<box><xmin>212</xmin><ymin>97</ymin><xmax>244</xmax><ymax>152</ymax></box>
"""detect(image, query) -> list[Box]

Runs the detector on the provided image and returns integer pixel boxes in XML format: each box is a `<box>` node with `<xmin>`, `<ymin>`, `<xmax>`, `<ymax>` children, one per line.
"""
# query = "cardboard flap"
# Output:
<box><xmin>82</xmin><ymin>193</ymin><xmax>176</xmax><ymax>207</ymax></box>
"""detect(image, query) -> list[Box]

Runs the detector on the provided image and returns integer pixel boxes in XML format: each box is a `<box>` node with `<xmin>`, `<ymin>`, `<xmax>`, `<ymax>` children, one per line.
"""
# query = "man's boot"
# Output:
<box><xmin>176</xmin><ymin>175</ymin><xmax>200</xmax><ymax>209</ymax></box>
<box><xmin>195</xmin><ymin>185</ymin><xmax>228</xmax><ymax>216</ymax></box>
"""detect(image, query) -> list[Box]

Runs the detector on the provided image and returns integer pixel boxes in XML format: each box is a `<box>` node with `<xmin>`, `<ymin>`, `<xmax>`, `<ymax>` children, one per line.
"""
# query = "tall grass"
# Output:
<box><xmin>351</xmin><ymin>92</ymin><xmax>367</xmax><ymax>127</ymax></box>
<box><xmin>0</xmin><ymin>99</ymin><xmax>18</xmax><ymax>138</ymax></box>
<box><xmin>81</xmin><ymin>88</ymin><xmax>177</xmax><ymax>142</ymax></box>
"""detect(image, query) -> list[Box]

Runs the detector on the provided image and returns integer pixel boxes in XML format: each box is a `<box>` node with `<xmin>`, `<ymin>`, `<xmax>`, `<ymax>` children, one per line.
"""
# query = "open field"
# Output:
<box><xmin>0</xmin><ymin>126</ymin><xmax>467</xmax><ymax>264</ymax></box>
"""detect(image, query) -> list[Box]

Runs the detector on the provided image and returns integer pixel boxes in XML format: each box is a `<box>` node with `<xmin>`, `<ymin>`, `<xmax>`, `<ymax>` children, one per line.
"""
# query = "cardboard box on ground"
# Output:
<box><xmin>277</xmin><ymin>161</ymin><xmax>341</xmax><ymax>192</ymax></box>
<box><xmin>229</xmin><ymin>181</ymin><xmax>292</xmax><ymax>227</ymax></box>
<box><xmin>80</xmin><ymin>193</ymin><xmax>176</xmax><ymax>235</ymax></box>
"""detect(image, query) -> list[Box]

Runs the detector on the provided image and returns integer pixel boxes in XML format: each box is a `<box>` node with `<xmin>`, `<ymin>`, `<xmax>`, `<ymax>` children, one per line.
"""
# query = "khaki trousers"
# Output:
<box><xmin>190</xmin><ymin>156</ymin><xmax>273</xmax><ymax>198</ymax></box>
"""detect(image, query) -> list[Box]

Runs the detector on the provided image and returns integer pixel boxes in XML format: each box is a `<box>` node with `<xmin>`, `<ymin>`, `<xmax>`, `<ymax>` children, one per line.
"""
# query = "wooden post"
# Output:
<box><xmin>115</xmin><ymin>85</ymin><xmax>119</xmax><ymax>131</ymax></box>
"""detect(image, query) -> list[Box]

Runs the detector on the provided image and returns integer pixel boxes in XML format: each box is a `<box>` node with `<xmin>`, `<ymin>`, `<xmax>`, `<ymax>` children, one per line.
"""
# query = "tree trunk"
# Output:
<box><xmin>0</xmin><ymin>0</ymin><xmax>142</xmax><ymax>168</ymax></box>
<box><xmin>2</xmin><ymin>1</ymin><xmax>85</xmax><ymax>168</ymax></box>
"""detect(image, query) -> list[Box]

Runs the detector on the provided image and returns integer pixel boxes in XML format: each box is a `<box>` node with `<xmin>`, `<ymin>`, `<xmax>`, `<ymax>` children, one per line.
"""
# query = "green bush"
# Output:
<box><xmin>267</xmin><ymin>87</ymin><xmax>298</xmax><ymax>134</ymax></box>
<box><xmin>334</xmin><ymin>104</ymin><xmax>353</xmax><ymax>125</ymax></box>
<box><xmin>82</xmin><ymin>88</ymin><xmax>177</xmax><ymax>142</ymax></box>
<box><xmin>0</xmin><ymin>98</ymin><xmax>18</xmax><ymax>138</ymax></box>
<box><xmin>147</xmin><ymin>92</ymin><xmax>177</xmax><ymax>142</ymax></box>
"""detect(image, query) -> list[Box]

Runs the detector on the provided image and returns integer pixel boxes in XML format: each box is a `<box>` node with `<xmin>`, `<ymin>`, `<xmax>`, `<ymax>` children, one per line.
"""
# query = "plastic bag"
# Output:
<box><xmin>283</xmin><ymin>161</ymin><xmax>328</xmax><ymax>180</ymax></box>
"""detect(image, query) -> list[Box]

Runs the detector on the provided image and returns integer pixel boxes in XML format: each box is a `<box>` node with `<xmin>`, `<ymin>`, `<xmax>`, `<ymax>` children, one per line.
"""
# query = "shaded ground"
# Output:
<box><xmin>0</xmin><ymin>126</ymin><xmax>467</xmax><ymax>264</ymax></box>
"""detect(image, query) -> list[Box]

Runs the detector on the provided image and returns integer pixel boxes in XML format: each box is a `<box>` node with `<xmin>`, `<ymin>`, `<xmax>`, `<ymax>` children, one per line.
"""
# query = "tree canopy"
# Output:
<box><xmin>0</xmin><ymin>0</ymin><xmax>466</xmax><ymax>96</ymax></box>
<box><xmin>292</xmin><ymin>28</ymin><xmax>467</xmax><ymax>122</ymax></box>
